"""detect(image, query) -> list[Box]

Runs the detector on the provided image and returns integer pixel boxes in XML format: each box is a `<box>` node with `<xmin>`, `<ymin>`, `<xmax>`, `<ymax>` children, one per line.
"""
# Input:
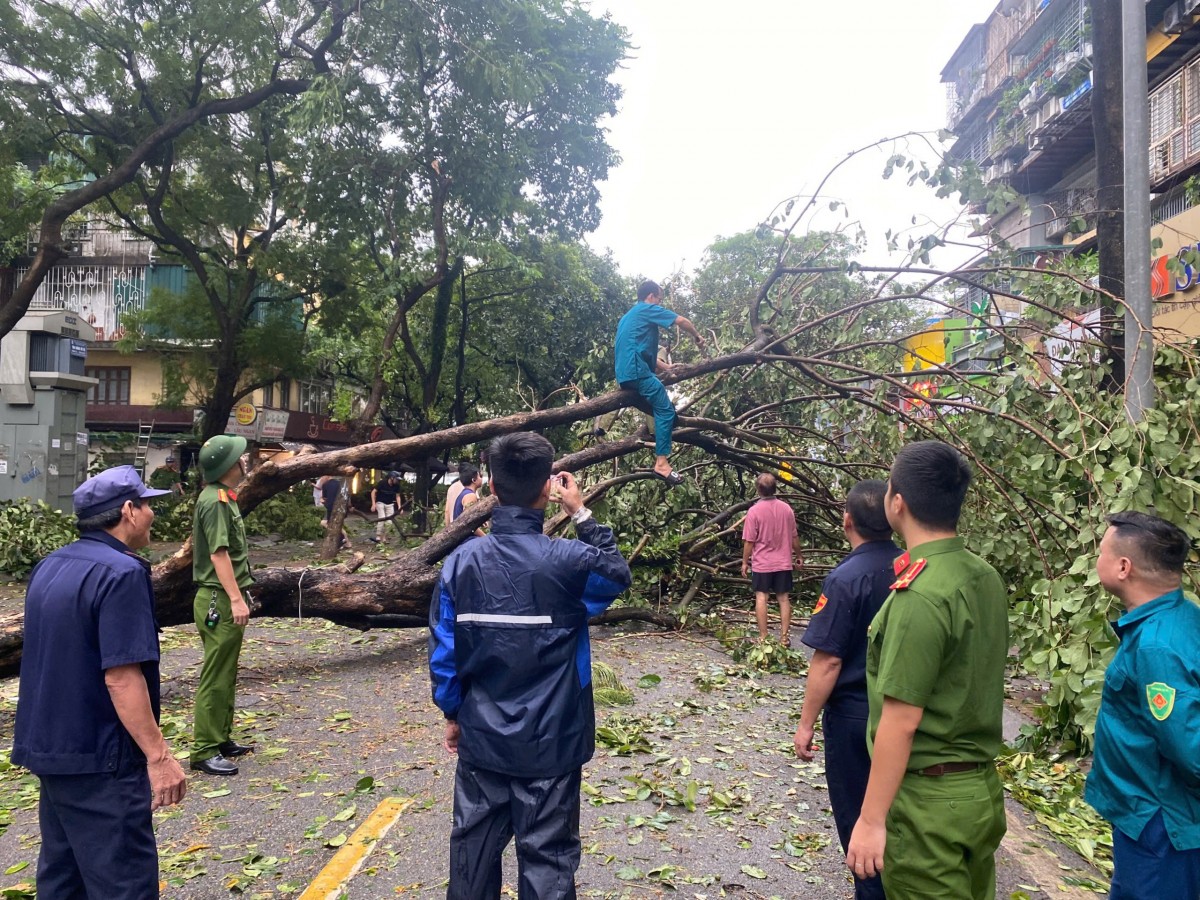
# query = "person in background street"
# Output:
<box><xmin>740</xmin><ymin>472</ymin><xmax>803</xmax><ymax>644</ymax></box>
<box><xmin>148</xmin><ymin>455</ymin><xmax>183</xmax><ymax>493</ymax></box>
<box><xmin>430</xmin><ymin>432</ymin><xmax>632</xmax><ymax>899</ymax></box>
<box><xmin>1085</xmin><ymin>511</ymin><xmax>1200</xmax><ymax>899</ymax></box>
<box><xmin>794</xmin><ymin>479</ymin><xmax>900</xmax><ymax>900</ymax></box>
<box><xmin>443</xmin><ymin>460</ymin><xmax>474</xmax><ymax>527</ymax></box>
<box><xmin>191</xmin><ymin>435</ymin><xmax>256</xmax><ymax>776</ymax></box>
<box><xmin>451</xmin><ymin>463</ymin><xmax>487</xmax><ymax>539</ymax></box>
<box><xmin>13</xmin><ymin>466</ymin><xmax>185</xmax><ymax>898</ymax></box>
<box><xmin>371</xmin><ymin>470</ymin><xmax>403</xmax><ymax>544</ymax></box>
<box><xmin>613</xmin><ymin>279</ymin><xmax>707</xmax><ymax>487</ymax></box>
<box><xmin>847</xmin><ymin>440</ymin><xmax>1007</xmax><ymax>898</ymax></box>
<box><xmin>319</xmin><ymin>474</ymin><xmax>352</xmax><ymax>550</ymax></box>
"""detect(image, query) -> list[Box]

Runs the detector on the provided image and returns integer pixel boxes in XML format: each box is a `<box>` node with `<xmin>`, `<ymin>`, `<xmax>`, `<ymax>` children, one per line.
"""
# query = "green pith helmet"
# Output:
<box><xmin>199</xmin><ymin>435</ymin><xmax>248</xmax><ymax>482</ymax></box>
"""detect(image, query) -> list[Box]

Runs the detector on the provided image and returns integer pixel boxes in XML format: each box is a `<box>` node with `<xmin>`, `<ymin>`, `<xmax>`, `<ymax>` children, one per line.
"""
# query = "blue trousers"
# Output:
<box><xmin>824</xmin><ymin>709</ymin><xmax>887</xmax><ymax>900</ymax></box>
<box><xmin>36</xmin><ymin>751</ymin><xmax>158</xmax><ymax>899</ymax></box>
<box><xmin>448</xmin><ymin>760</ymin><xmax>581</xmax><ymax>900</ymax></box>
<box><xmin>620</xmin><ymin>375</ymin><xmax>675</xmax><ymax>458</ymax></box>
<box><xmin>1110</xmin><ymin>810</ymin><xmax>1200</xmax><ymax>900</ymax></box>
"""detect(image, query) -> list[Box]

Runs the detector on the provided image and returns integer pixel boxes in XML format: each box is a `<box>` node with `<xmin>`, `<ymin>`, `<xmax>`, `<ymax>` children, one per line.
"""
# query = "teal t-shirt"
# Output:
<box><xmin>614</xmin><ymin>302</ymin><xmax>679</xmax><ymax>383</ymax></box>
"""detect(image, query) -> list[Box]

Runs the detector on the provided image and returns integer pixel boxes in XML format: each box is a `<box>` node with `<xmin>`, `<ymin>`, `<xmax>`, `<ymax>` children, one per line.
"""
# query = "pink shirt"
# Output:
<box><xmin>742</xmin><ymin>497</ymin><xmax>797</xmax><ymax>573</ymax></box>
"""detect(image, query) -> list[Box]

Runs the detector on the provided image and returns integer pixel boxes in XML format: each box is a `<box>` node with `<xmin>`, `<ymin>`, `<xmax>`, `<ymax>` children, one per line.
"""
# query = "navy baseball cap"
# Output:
<box><xmin>73</xmin><ymin>465</ymin><xmax>171</xmax><ymax>519</ymax></box>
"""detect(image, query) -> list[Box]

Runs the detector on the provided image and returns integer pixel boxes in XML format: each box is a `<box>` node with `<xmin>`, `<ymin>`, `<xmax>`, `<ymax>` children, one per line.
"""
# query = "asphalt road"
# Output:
<box><xmin>0</xmin><ymin>614</ymin><xmax>1105</xmax><ymax>899</ymax></box>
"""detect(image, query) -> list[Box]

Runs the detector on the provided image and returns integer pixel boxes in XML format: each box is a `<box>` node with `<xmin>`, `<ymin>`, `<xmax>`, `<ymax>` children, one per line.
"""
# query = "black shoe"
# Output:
<box><xmin>218</xmin><ymin>741</ymin><xmax>254</xmax><ymax>758</ymax></box>
<box><xmin>190</xmin><ymin>754</ymin><xmax>238</xmax><ymax>776</ymax></box>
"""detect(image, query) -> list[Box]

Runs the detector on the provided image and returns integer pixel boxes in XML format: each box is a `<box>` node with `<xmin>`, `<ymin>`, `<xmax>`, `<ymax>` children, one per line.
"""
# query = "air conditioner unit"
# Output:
<box><xmin>1041</xmin><ymin>97</ymin><xmax>1061</xmax><ymax>121</ymax></box>
<box><xmin>1164</xmin><ymin>2</ymin><xmax>1187</xmax><ymax>35</ymax></box>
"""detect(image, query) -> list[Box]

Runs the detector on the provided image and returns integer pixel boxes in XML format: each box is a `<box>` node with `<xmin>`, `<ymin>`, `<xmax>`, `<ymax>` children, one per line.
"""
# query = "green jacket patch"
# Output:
<box><xmin>1146</xmin><ymin>682</ymin><xmax>1176</xmax><ymax>721</ymax></box>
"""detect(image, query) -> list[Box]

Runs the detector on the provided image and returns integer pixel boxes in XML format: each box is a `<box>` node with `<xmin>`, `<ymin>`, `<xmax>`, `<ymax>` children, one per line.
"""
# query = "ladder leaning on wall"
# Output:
<box><xmin>133</xmin><ymin>421</ymin><xmax>155</xmax><ymax>478</ymax></box>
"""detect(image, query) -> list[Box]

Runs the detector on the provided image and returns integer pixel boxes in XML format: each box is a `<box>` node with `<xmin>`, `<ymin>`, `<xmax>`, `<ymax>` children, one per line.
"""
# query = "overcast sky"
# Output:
<box><xmin>584</xmin><ymin>0</ymin><xmax>1000</xmax><ymax>280</ymax></box>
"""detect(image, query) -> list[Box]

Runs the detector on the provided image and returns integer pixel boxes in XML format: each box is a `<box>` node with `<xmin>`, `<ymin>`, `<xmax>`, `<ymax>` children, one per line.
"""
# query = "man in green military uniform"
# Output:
<box><xmin>191</xmin><ymin>435</ymin><xmax>255</xmax><ymax>776</ymax></box>
<box><xmin>847</xmin><ymin>440</ymin><xmax>1008</xmax><ymax>898</ymax></box>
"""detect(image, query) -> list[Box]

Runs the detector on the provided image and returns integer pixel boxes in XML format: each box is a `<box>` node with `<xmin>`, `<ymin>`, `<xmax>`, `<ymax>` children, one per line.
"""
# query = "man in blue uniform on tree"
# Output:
<box><xmin>429</xmin><ymin>431</ymin><xmax>632</xmax><ymax>899</ymax></box>
<box><xmin>1086</xmin><ymin>511</ymin><xmax>1200</xmax><ymax>899</ymax></box>
<box><xmin>795</xmin><ymin>479</ymin><xmax>900</xmax><ymax>900</ymax></box>
<box><xmin>13</xmin><ymin>466</ymin><xmax>186</xmax><ymax>899</ymax></box>
<box><xmin>613</xmin><ymin>280</ymin><xmax>707</xmax><ymax>486</ymax></box>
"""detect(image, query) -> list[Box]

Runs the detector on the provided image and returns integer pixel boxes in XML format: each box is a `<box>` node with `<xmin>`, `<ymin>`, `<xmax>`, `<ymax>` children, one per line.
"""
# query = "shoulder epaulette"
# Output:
<box><xmin>893</xmin><ymin>551</ymin><xmax>910</xmax><ymax>576</ymax></box>
<box><xmin>890</xmin><ymin>558</ymin><xmax>927</xmax><ymax>591</ymax></box>
<box><xmin>217</xmin><ymin>488</ymin><xmax>229</xmax><ymax>503</ymax></box>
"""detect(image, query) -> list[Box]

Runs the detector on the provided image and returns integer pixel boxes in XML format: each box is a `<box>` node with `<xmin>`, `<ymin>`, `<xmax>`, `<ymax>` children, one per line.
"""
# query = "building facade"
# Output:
<box><xmin>942</xmin><ymin>0</ymin><xmax>1200</xmax><ymax>343</ymax></box>
<box><xmin>2</xmin><ymin>220</ymin><xmax>357</xmax><ymax>476</ymax></box>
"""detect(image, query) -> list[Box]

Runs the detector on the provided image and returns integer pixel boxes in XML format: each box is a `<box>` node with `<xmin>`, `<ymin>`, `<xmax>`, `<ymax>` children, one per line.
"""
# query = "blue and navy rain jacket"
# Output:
<box><xmin>429</xmin><ymin>505</ymin><xmax>632</xmax><ymax>778</ymax></box>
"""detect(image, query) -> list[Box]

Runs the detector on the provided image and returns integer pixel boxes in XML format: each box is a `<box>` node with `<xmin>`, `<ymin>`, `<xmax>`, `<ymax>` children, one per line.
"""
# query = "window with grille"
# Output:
<box><xmin>86</xmin><ymin>367</ymin><xmax>131</xmax><ymax>404</ymax></box>
<box><xmin>1147</xmin><ymin>62</ymin><xmax>1200</xmax><ymax>183</ymax></box>
<box><xmin>299</xmin><ymin>381</ymin><xmax>330</xmax><ymax>415</ymax></box>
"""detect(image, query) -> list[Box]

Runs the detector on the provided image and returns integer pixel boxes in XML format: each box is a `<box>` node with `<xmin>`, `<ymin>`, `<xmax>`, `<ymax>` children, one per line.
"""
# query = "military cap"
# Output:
<box><xmin>199</xmin><ymin>434</ymin><xmax>248</xmax><ymax>482</ymax></box>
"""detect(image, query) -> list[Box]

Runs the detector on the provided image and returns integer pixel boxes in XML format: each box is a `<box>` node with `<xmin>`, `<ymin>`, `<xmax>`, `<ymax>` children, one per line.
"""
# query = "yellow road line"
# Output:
<box><xmin>299</xmin><ymin>796</ymin><xmax>416</xmax><ymax>900</ymax></box>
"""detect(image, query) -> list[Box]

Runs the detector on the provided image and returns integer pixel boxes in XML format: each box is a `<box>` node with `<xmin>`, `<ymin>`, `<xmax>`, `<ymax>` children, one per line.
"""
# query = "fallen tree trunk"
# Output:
<box><xmin>0</xmin><ymin>340</ymin><xmax>789</xmax><ymax>674</ymax></box>
<box><xmin>0</xmin><ymin>435</ymin><xmax>676</xmax><ymax>674</ymax></box>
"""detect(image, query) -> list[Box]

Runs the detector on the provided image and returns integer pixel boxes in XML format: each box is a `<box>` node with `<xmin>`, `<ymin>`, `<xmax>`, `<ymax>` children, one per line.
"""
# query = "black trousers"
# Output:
<box><xmin>824</xmin><ymin>708</ymin><xmax>887</xmax><ymax>900</ymax></box>
<box><xmin>448</xmin><ymin>760</ymin><xmax>581</xmax><ymax>900</ymax></box>
<box><xmin>36</xmin><ymin>754</ymin><xmax>158</xmax><ymax>900</ymax></box>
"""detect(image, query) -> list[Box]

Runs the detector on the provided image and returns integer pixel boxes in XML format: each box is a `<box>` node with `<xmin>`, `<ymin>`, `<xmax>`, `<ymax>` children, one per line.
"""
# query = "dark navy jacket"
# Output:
<box><xmin>801</xmin><ymin>539</ymin><xmax>901</xmax><ymax>717</ymax></box>
<box><xmin>429</xmin><ymin>506</ymin><xmax>631</xmax><ymax>778</ymax></box>
<box><xmin>13</xmin><ymin>531</ymin><xmax>160</xmax><ymax>775</ymax></box>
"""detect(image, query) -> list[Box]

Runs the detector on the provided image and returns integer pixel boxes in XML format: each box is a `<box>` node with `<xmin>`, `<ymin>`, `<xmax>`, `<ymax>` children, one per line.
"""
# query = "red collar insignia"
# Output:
<box><xmin>893</xmin><ymin>551</ymin><xmax>910</xmax><ymax>576</ymax></box>
<box><xmin>890</xmin><ymin>558</ymin><xmax>927</xmax><ymax>590</ymax></box>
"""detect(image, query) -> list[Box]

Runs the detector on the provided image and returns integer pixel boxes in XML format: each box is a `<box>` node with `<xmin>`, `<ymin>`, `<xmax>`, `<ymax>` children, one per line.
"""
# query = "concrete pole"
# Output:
<box><xmin>1122</xmin><ymin>0</ymin><xmax>1154</xmax><ymax>420</ymax></box>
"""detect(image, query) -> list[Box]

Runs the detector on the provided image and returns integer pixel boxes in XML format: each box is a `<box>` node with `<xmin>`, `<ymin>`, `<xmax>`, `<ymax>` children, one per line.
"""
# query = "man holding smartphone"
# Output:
<box><xmin>430</xmin><ymin>432</ymin><xmax>632</xmax><ymax>898</ymax></box>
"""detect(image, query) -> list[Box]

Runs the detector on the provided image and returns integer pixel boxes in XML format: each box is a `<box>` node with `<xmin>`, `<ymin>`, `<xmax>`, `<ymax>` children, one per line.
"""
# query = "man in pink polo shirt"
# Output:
<box><xmin>741</xmin><ymin>473</ymin><xmax>804</xmax><ymax>644</ymax></box>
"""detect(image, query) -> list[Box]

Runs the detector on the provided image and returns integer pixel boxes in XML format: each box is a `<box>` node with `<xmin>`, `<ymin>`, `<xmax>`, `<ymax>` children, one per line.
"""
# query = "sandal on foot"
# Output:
<box><xmin>652</xmin><ymin>470</ymin><xmax>685</xmax><ymax>487</ymax></box>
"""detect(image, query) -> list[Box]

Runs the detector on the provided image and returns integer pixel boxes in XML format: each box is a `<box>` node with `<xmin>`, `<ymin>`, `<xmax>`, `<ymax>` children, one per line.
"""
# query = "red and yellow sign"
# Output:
<box><xmin>235</xmin><ymin>403</ymin><xmax>258</xmax><ymax>426</ymax></box>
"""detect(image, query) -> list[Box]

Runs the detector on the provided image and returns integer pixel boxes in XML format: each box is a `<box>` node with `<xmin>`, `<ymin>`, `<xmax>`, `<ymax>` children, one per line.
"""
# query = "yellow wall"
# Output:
<box><xmin>86</xmin><ymin>348</ymin><xmax>164</xmax><ymax>405</ymax></box>
<box><xmin>903</xmin><ymin>323</ymin><xmax>947</xmax><ymax>371</ymax></box>
<box><xmin>1150</xmin><ymin>206</ymin><xmax>1200</xmax><ymax>340</ymax></box>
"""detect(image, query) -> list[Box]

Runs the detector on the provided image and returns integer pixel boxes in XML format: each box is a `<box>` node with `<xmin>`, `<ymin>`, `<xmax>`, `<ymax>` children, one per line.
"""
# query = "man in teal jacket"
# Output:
<box><xmin>613</xmin><ymin>280</ymin><xmax>706</xmax><ymax>486</ymax></box>
<box><xmin>1087</xmin><ymin>511</ymin><xmax>1200</xmax><ymax>899</ymax></box>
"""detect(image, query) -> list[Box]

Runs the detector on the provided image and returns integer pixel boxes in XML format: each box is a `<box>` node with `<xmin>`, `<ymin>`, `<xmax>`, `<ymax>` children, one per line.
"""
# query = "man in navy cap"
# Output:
<box><xmin>13</xmin><ymin>465</ymin><xmax>186</xmax><ymax>899</ymax></box>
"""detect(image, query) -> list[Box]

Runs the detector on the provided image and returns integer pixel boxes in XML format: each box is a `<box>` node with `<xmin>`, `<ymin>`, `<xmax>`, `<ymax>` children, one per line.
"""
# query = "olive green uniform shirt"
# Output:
<box><xmin>866</xmin><ymin>536</ymin><xmax>1008</xmax><ymax>770</ymax></box>
<box><xmin>192</xmin><ymin>485</ymin><xmax>252</xmax><ymax>590</ymax></box>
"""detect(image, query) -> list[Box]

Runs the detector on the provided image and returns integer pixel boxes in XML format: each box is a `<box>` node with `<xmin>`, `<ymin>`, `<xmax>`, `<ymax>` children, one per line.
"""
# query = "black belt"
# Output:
<box><xmin>912</xmin><ymin>761</ymin><xmax>984</xmax><ymax>777</ymax></box>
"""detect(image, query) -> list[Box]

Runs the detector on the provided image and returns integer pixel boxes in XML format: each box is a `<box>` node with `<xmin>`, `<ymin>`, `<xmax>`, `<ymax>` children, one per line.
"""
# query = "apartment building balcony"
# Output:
<box><xmin>1044</xmin><ymin>186</ymin><xmax>1099</xmax><ymax>240</ymax></box>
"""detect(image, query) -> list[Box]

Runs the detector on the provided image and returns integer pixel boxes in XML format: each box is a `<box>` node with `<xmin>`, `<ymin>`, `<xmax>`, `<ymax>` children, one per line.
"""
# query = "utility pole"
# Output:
<box><xmin>1122</xmin><ymin>0</ymin><xmax>1154</xmax><ymax>420</ymax></box>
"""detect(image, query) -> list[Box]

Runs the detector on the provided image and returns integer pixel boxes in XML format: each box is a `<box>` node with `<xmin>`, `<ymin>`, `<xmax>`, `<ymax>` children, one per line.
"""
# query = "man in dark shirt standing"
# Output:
<box><xmin>13</xmin><ymin>466</ymin><xmax>186</xmax><ymax>898</ymax></box>
<box><xmin>795</xmin><ymin>479</ymin><xmax>900</xmax><ymax>900</ymax></box>
<box><xmin>370</xmin><ymin>470</ymin><xmax>403</xmax><ymax>544</ymax></box>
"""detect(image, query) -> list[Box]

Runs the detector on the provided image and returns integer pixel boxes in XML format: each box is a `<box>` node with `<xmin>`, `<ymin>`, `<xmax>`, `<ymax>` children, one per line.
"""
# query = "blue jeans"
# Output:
<box><xmin>620</xmin><ymin>375</ymin><xmax>675</xmax><ymax>458</ymax></box>
<box><xmin>1110</xmin><ymin>810</ymin><xmax>1200</xmax><ymax>900</ymax></box>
